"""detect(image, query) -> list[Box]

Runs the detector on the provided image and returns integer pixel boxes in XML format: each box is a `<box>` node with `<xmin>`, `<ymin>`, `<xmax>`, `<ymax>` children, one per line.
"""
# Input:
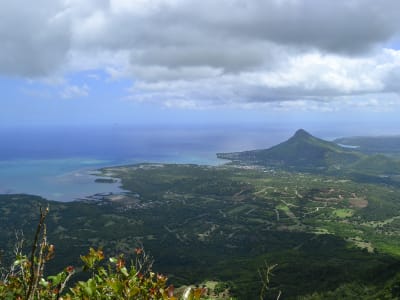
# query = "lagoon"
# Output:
<box><xmin>0</xmin><ymin>124</ymin><xmax>361</xmax><ymax>201</ymax></box>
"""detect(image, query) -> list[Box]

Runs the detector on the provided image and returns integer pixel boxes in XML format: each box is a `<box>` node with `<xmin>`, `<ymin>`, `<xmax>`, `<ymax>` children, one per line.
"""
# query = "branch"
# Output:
<box><xmin>259</xmin><ymin>262</ymin><xmax>281</xmax><ymax>300</ymax></box>
<box><xmin>26</xmin><ymin>205</ymin><xmax>49</xmax><ymax>300</ymax></box>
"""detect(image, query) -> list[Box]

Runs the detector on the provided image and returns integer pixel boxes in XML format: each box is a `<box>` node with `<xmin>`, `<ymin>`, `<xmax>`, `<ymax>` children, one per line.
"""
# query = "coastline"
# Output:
<box><xmin>0</xmin><ymin>155</ymin><xmax>226</xmax><ymax>202</ymax></box>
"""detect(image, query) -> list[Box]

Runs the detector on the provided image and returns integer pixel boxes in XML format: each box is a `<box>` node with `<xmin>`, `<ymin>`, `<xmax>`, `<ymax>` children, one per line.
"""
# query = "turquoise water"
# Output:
<box><xmin>0</xmin><ymin>155</ymin><xmax>225</xmax><ymax>201</ymax></box>
<box><xmin>0</xmin><ymin>158</ymin><xmax>125</xmax><ymax>201</ymax></box>
<box><xmin>0</xmin><ymin>126</ymin><xmax>238</xmax><ymax>201</ymax></box>
<box><xmin>0</xmin><ymin>124</ymin><xmax>358</xmax><ymax>201</ymax></box>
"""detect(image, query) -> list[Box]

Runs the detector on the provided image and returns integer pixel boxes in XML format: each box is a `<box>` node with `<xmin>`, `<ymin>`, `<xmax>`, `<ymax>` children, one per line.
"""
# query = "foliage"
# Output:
<box><xmin>66</xmin><ymin>247</ymin><xmax>178</xmax><ymax>300</ymax></box>
<box><xmin>3</xmin><ymin>159</ymin><xmax>400</xmax><ymax>298</ymax></box>
<box><xmin>334</xmin><ymin>135</ymin><xmax>400</xmax><ymax>157</ymax></box>
<box><xmin>0</xmin><ymin>207</ymin><xmax>207</xmax><ymax>300</ymax></box>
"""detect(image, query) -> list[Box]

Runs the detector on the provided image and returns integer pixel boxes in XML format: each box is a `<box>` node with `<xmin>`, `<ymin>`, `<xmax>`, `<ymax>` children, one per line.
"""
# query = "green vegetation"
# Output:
<box><xmin>0</xmin><ymin>207</ymin><xmax>209</xmax><ymax>300</ymax></box>
<box><xmin>3</xmin><ymin>130</ymin><xmax>400</xmax><ymax>298</ymax></box>
<box><xmin>335</xmin><ymin>135</ymin><xmax>400</xmax><ymax>157</ymax></box>
<box><xmin>332</xmin><ymin>209</ymin><xmax>354</xmax><ymax>218</ymax></box>
<box><xmin>217</xmin><ymin>129</ymin><xmax>362</xmax><ymax>172</ymax></box>
<box><xmin>218</xmin><ymin>129</ymin><xmax>400</xmax><ymax>180</ymax></box>
<box><xmin>2</xmin><ymin>161</ymin><xmax>400</xmax><ymax>298</ymax></box>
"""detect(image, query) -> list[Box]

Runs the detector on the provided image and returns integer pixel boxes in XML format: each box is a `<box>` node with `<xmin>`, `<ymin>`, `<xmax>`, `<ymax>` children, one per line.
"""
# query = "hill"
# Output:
<box><xmin>217</xmin><ymin>129</ymin><xmax>362</xmax><ymax>172</ymax></box>
<box><xmin>217</xmin><ymin>129</ymin><xmax>400</xmax><ymax>180</ymax></box>
<box><xmin>349</xmin><ymin>154</ymin><xmax>400</xmax><ymax>175</ymax></box>
<box><xmin>335</xmin><ymin>135</ymin><xmax>400</xmax><ymax>157</ymax></box>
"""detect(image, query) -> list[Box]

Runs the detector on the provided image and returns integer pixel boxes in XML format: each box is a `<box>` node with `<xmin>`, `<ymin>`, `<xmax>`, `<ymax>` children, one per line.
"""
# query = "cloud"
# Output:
<box><xmin>0</xmin><ymin>0</ymin><xmax>71</xmax><ymax>77</ymax></box>
<box><xmin>2</xmin><ymin>0</ymin><xmax>400</xmax><ymax>108</ymax></box>
<box><xmin>60</xmin><ymin>84</ymin><xmax>89</xmax><ymax>99</ymax></box>
<box><xmin>127</xmin><ymin>49</ymin><xmax>400</xmax><ymax>108</ymax></box>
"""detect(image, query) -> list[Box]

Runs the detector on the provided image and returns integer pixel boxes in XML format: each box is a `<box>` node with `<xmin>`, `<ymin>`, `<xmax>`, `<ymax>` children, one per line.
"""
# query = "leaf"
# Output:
<box><xmin>84</xmin><ymin>285</ymin><xmax>93</xmax><ymax>297</ymax></box>
<box><xmin>109</xmin><ymin>257</ymin><xmax>117</xmax><ymax>264</ymax></box>
<box><xmin>120</xmin><ymin>267</ymin><xmax>129</xmax><ymax>277</ymax></box>
<box><xmin>193</xmin><ymin>288</ymin><xmax>204</xmax><ymax>300</ymax></box>
<box><xmin>129</xmin><ymin>286</ymin><xmax>140</xmax><ymax>297</ymax></box>
<box><xmin>182</xmin><ymin>287</ymin><xmax>194</xmax><ymax>300</ymax></box>
<box><xmin>47</xmin><ymin>273</ymin><xmax>64</xmax><ymax>286</ymax></box>
<box><xmin>39</xmin><ymin>278</ymin><xmax>49</xmax><ymax>288</ymax></box>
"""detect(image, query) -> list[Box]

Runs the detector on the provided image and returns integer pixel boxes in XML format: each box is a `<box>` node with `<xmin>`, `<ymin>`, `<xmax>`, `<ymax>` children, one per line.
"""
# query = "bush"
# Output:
<box><xmin>0</xmin><ymin>206</ymin><xmax>206</xmax><ymax>300</ymax></box>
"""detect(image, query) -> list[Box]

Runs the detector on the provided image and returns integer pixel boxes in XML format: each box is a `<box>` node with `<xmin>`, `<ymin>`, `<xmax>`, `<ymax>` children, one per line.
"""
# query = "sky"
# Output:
<box><xmin>2</xmin><ymin>0</ymin><xmax>400</xmax><ymax>133</ymax></box>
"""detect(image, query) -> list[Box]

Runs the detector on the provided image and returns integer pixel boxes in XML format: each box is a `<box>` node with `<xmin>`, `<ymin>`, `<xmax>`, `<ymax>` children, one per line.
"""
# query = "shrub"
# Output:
<box><xmin>0</xmin><ymin>206</ymin><xmax>206</xmax><ymax>300</ymax></box>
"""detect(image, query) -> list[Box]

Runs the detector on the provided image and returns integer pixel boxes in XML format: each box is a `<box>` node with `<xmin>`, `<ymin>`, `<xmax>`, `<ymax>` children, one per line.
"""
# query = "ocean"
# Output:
<box><xmin>0</xmin><ymin>124</ymin><xmax>367</xmax><ymax>201</ymax></box>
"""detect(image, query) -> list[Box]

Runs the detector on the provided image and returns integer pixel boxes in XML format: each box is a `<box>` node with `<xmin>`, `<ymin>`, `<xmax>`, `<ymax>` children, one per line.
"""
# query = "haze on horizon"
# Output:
<box><xmin>1</xmin><ymin>0</ymin><xmax>400</xmax><ymax>135</ymax></box>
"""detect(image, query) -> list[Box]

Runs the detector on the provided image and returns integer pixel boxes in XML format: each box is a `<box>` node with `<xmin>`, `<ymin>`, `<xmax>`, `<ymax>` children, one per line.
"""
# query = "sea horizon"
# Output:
<box><xmin>0</xmin><ymin>123</ymin><xmax>397</xmax><ymax>202</ymax></box>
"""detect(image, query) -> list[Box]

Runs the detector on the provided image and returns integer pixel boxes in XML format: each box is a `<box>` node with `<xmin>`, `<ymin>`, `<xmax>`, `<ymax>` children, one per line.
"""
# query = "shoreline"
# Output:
<box><xmin>0</xmin><ymin>156</ymin><xmax>227</xmax><ymax>202</ymax></box>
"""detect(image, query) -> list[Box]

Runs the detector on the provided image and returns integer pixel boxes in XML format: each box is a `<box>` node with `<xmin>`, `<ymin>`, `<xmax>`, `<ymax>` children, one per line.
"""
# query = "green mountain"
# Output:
<box><xmin>350</xmin><ymin>154</ymin><xmax>400</xmax><ymax>175</ymax></box>
<box><xmin>217</xmin><ymin>129</ymin><xmax>362</xmax><ymax>172</ymax></box>
<box><xmin>335</xmin><ymin>135</ymin><xmax>400</xmax><ymax>156</ymax></box>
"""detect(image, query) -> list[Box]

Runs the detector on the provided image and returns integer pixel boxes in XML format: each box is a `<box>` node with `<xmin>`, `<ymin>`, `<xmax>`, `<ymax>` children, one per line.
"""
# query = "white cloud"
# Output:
<box><xmin>2</xmin><ymin>0</ymin><xmax>400</xmax><ymax>109</ymax></box>
<box><xmin>126</xmin><ymin>48</ymin><xmax>400</xmax><ymax>110</ymax></box>
<box><xmin>60</xmin><ymin>84</ymin><xmax>89</xmax><ymax>99</ymax></box>
<box><xmin>0</xmin><ymin>1</ymin><xmax>70</xmax><ymax>77</ymax></box>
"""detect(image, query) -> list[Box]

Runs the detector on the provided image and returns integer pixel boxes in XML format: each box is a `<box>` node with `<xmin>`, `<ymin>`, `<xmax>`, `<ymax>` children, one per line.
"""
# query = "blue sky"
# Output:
<box><xmin>2</xmin><ymin>0</ymin><xmax>400</xmax><ymax>134</ymax></box>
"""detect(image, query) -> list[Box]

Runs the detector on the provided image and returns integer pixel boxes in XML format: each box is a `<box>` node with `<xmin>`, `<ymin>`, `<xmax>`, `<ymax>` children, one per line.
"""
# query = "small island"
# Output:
<box><xmin>94</xmin><ymin>178</ymin><xmax>118</xmax><ymax>183</ymax></box>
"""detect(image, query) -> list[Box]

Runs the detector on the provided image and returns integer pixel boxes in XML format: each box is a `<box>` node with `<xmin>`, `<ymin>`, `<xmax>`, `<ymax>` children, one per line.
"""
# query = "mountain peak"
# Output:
<box><xmin>293</xmin><ymin>129</ymin><xmax>312</xmax><ymax>139</ymax></box>
<box><xmin>217</xmin><ymin>128</ymin><xmax>362</xmax><ymax>171</ymax></box>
